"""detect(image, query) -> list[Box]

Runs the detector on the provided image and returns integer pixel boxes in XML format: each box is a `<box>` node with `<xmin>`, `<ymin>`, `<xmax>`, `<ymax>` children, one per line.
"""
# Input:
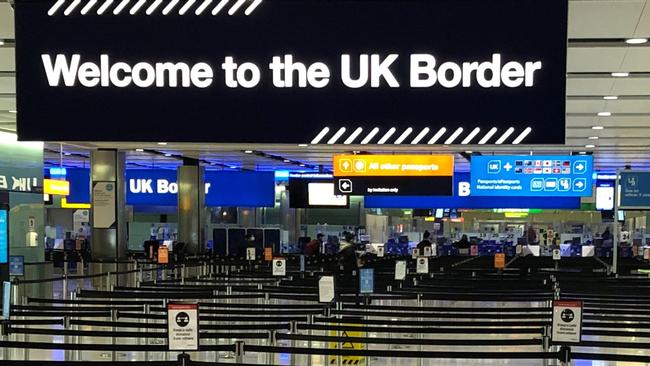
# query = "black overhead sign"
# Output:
<box><xmin>15</xmin><ymin>0</ymin><xmax>568</xmax><ymax>144</ymax></box>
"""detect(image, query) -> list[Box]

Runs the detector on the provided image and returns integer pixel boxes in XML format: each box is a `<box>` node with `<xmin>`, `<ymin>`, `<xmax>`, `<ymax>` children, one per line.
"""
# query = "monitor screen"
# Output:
<box><xmin>308</xmin><ymin>183</ymin><xmax>347</xmax><ymax>207</ymax></box>
<box><xmin>289</xmin><ymin>175</ymin><xmax>349</xmax><ymax>209</ymax></box>
<box><xmin>596</xmin><ymin>185</ymin><xmax>615</xmax><ymax>211</ymax></box>
<box><xmin>646</xmin><ymin>238</ymin><xmax>650</xmax><ymax>246</ymax></box>
<box><xmin>572</xmin><ymin>237</ymin><xmax>581</xmax><ymax>244</ymax></box>
<box><xmin>435</xmin><ymin>209</ymin><xmax>444</xmax><ymax>219</ymax></box>
<box><xmin>618</xmin><ymin>210</ymin><xmax>625</xmax><ymax>222</ymax></box>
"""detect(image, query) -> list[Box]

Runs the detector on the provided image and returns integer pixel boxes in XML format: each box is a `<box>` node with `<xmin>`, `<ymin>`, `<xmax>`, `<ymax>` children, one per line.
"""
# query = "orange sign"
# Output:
<box><xmin>333</xmin><ymin>155</ymin><xmax>454</xmax><ymax>177</ymax></box>
<box><xmin>494</xmin><ymin>253</ymin><xmax>505</xmax><ymax>269</ymax></box>
<box><xmin>264</xmin><ymin>247</ymin><xmax>273</xmax><ymax>262</ymax></box>
<box><xmin>158</xmin><ymin>247</ymin><xmax>169</xmax><ymax>264</ymax></box>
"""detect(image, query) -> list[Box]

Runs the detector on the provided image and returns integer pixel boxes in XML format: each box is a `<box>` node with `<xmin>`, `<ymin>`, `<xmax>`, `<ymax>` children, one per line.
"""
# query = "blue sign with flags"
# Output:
<box><xmin>620</xmin><ymin>171</ymin><xmax>650</xmax><ymax>209</ymax></box>
<box><xmin>359</xmin><ymin>268</ymin><xmax>374</xmax><ymax>294</ymax></box>
<box><xmin>470</xmin><ymin>156</ymin><xmax>593</xmax><ymax>197</ymax></box>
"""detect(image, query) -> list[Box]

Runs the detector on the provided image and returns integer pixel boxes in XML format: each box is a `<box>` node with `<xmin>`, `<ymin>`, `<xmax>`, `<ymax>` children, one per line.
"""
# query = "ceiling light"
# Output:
<box><xmin>0</xmin><ymin>40</ymin><xmax>4</xmax><ymax>46</ymax></box>
<box><xmin>135</xmin><ymin>148</ymin><xmax>144</xmax><ymax>152</ymax></box>
<box><xmin>625</xmin><ymin>38</ymin><xmax>648</xmax><ymax>45</ymax></box>
<box><xmin>157</xmin><ymin>142</ymin><xmax>167</xmax><ymax>145</ymax></box>
<box><xmin>299</xmin><ymin>164</ymin><xmax>305</xmax><ymax>167</ymax></box>
<box><xmin>597</xmin><ymin>112</ymin><xmax>612</xmax><ymax>117</ymax></box>
<box><xmin>283</xmin><ymin>159</ymin><xmax>291</xmax><ymax>163</ymax></box>
<box><xmin>244</xmin><ymin>150</ymin><xmax>253</xmax><ymax>154</ymax></box>
<box><xmin>592</xmin><ymin>126</ymin><xmax>604</xmax><ymax>130</ymax></box>
<box><xmin>298</xmin><ymin>144</ymin><xmax>308</xmax><ymax>147</ymax></box>
<box><xmin>585</xmin><ymin>144</ymin><xmax>596</xmax><ymax>148</ymax></box>
<box><xmin>611</xmin><ymin>72</ymin><xmax>629</xmax><ymax>77</ymax></box>
<box><xmin>603</xmin><ymin>96</ymin><xmax>618</xmax><ymax>100</ymax></box>
<box><xmin>465</xmin><ymin>151</ymin><xmax>473</xmax><ymax>154</ymax></box>
<box><xmin>8</xmin><ymin>110</ymin><xmax>16</xmax><ymax>114</ymax></box>
<box><xmin>578</xmin><ymin>152</ymin><xmax>587</xmax><ymax>155</ymax></box>
<box><xmin>588</xmin><ymin>136</ymin><xmax>599</xmax><ymax>140</ymax></box>
<box><xmin>164</xmin><ymin>153</ymin><xmax>172</xmax><ymax>157</ymax></box>
<box><xmin>230</xmin><ymin>166</ymin><xmax>237</xmax><ymax>169</ymax></box>
<box><xmin>64</xmin><ymin>152</ymin><xmax>71</xmax><ymax>156</ymax></box>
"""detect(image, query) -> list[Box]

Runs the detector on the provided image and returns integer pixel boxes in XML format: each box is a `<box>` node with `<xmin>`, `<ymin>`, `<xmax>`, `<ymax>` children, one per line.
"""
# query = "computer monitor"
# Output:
<box><xmin>645</xmin><ymin>238</ymin><xmax>650</xmax><ymax>246</ymax></box>
<box><xmin>398</xmin><ymin>236</ymin><xmax>409</xmax><ymax>244</ymax></box>
<box><xmin>53</xmin><ymin>239</ymin><xmax>64</xmax><ymax>250</ymax></box>
<box><xmin>572</xmin><ymin>237</ymin><xmax>581</xmax><ymax>245</ymax></box>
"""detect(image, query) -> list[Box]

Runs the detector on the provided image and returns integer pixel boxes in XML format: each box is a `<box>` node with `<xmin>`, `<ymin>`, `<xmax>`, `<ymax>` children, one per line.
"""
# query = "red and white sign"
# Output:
<box><xmin>272</xmin><ymin>258</ymin><xmax>287</xmax><ymax>276</ymax></box>
<box><xmin>167</xmin><ymin>303</ymin><xmax>199</xmax><ymax>351</ymax></box>
<box><xmin>552</xmin><ymin>300</ymin><xmax>582</xmax><ymax>344</ymax></box>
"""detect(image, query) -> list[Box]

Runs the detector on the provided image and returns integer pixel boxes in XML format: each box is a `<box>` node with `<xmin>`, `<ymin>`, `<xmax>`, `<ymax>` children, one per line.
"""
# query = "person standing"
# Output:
<box><xmin>416</xmin><ymin>230</ymin><xmax>433</xmax><ymax>253</ymax></box>
<box><xmin>304</xmin><ymin>233</ymin><xmax>324</xmax><ymax>256</ymax></box>
<box><xmin>526</xmin><ymin>226</ymin><xmax>538</xmax><ymax>245</ymax></box>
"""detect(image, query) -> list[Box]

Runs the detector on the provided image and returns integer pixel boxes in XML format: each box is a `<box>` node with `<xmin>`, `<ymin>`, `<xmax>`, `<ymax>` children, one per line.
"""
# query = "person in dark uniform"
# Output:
<box><xmin>416</xmin><ymin>230</ymin><xmax>433</xmax><ymax>253</ymax></box>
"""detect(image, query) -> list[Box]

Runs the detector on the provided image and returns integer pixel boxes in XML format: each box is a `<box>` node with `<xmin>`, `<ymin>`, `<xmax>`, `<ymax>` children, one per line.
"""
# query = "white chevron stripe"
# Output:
<box><xmin>360</xmin><ymin>127</ymin><xmax>380</xmax><ymax>145</ymax></box>
<box><xmin>194</xmin><ymin>0</ymin><xmax>212</xmax><ymax>14</ymax></box>
<box><xmin>461</xmin><ymin>127</ymin><xmax>481</xmax><ymax>144</ymax></box>
<box><xmin>81</xmin><ymin>0</ymin><xmax>98</xmax><ymax>14</ymax></box>
<box><xmin>444</xmin><ymin>128</ymin><xmax>464</xmax><ymax>144</ymax></box>
<box><xmin>478</xmin><ymin>127</ymin><xmax>498</xmax><ymax>145</ymax></box>
<box><xmin>63</xmin><ymin>0</ymin><xmax>81</xmax><ymax>15</ymax></box>
<box><xmin>162</xmin><ymin>0</ymin><xmax>179</xmax><ymax>15</ymax></box>
<box><xmin>327</xmin><ymin>127</ymin><xmax>347</xmax><ymax>144</ymax></box>
<box><xmin>410</xmin><ymin>128</ymin><xmax>430</xmax><ymax>144</ymax></box>
<box><xmin>394</xmin><ymin>127</ymin><xmax>413</xmax><ymax>145</ymax></box>
<box><xmin>427</xmin><ymin>128</ymin><xmax>447</xmax><ymax>144</ymax></box>
<box><xmin>48</xmin><ymin>0</ymin><xmax>66</xmax><ymax>15</ymax></box>
<box><xmin>145</xmin><ymin>0</ymin><xmax>163</xmax><ymax>14</ymax></box>
<box><xmin>129</xmin><ymin>0</ymin><xmax>147</xmax><ymax>14</ymax></box>
<box><xmin>113</xmin><ymin>0</ymin><xmax>130</xmax><ymax>14</ymax></box>
<box><xmin>495</xmin><ymin>127</ymin><xmax>515</xmax><ymax>145</ymax></box>
<box><xmin>211</xmin><ymin>0</ymin><xmax>229</xmax><ymax>14</ymax></box>
<box><xmin>310</xmin><ymin>127</ymin><xmax>330</xmax><ymax>144</ymax></box>
<box><xmin>227</xmin><ymin>0</ymin><xmax>246</xmax><ymax>14</ymax></box>
<box><xmin>377</xmin><ymin>127</ymin><xmax>396</xmax><ymax>145</ymax></box>
<box><xmin>97</xmin><ymin>0</ymin><xmax>114</xmax><ymax>14</ymax></box>
<box><xmin>344</xmin><ymin>128</ymin><xmax>364</xmax><ymax>145</ymax></box>
<box><xmin>512</xmin><ymin>127</ymin><xmax>532</xmax><ymax>144</ymax></box>
<box><xmin>178</xmin><ymin>0</ymin><xmax>196</xmax><ymax>14</ymax></box>
<box><xmin>244</xmin><ymin>0</ymin><xmax>261</xmax><ymax>15</ymax></box>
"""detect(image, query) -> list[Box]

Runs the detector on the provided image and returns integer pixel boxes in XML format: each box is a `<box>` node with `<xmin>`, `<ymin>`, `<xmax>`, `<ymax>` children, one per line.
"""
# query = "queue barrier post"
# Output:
<box><xmin>177</xmin><ymin>352</ymin><xmax>191</xmax><ymax>366</ymax></box>
<box><xmin>542</xmin><ymin>325</ymin><xmax>551</xmax><ymax>366</ymax></box>
<box><xmin>266</xmin><ymin>330</ymin><xmax>277</xmax><ymax>364</ymax></box>
<box><xmin>234</xmin><ymin>340</ymin><xmax>245</xmax><ymax>364</ymax></box>
<box><xmin>559</xmin><ymin>345</ymin><xmax>571</xmax><ymax>366</ymax></box>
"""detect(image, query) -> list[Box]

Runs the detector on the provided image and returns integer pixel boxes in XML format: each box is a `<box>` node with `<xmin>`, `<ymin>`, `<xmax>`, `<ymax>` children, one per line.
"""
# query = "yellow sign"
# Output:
<box><xmin>264</xmin><ymin>247</ymin><xmax>273</xmax><ymax>262</ymax></box>
<box><xmin>494</xmin><ymin>253</ymin><xmax>506</xmax><ymax>269</ymax></box>
<box><xmin>61</xmin><ymin>198</ymin><xmax>91</xmax><ymax>209</ymax></box>
<box><xmin>43</xmin><ymin>179</ymin><xmax>70</xmax><ymax>195</ymax></box>
<box><xmin>329</xmin><ymin>324</ymin><xmax>365</xmax><ymax>366</ymax></box>
<box><xmin>333</xmin><ymin>155</ymin><xmax>454</xmax><ymax>177</ymax></box>
<box><xmin>158</xmin><ymin>247</ymin><xmax>169</xmax><ymax>264</ymax></box>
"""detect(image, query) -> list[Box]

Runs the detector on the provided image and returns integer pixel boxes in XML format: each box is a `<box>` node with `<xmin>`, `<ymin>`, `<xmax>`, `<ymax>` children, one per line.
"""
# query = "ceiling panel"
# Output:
<box><xmin>568</xmin><ymin>0</ymin><xmax>646</xmax><ymax>38</ymax></box>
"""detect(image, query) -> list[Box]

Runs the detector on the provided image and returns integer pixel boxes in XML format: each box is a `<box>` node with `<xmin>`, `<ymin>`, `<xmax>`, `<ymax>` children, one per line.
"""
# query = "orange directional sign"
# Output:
<box><xmin>334</xmin><ymin>155</ymin><xmax>454</xmax><ymax>177</ymax></box>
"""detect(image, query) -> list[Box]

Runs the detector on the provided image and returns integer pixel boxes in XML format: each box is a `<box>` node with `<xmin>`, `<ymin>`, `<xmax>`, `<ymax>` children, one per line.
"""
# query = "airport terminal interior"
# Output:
<box><xmin>1</xmin><ymin>0</ymin><xmax>650</xmax><ymax>365</ymax></box>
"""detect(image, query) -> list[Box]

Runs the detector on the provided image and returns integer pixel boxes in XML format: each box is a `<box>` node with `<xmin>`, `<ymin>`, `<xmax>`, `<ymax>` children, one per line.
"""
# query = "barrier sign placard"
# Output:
<box><xmin>423</xmin><ymin>246</ymin><xmax>432</xmax><ymax>257</ymax></box>
<box><xmin>620</xmin><ymin>171</ymin><xmax>650</xmax><ymax>209</ymax></box>
<box><xmin>553</xmin><ymin>249</ymin><xmax>561</xmax><ymax>261</ymax></box>
<box><xmin>471</xmin><ymin>156</ymin><xmax>593</xmax><ymax>197</ymax></box>
<box><xmin>272</xmin><ymin>258</ymin><xmax>286</xmax><ymax>276</ymax></box>
<box><xmin>167</xmin><ymin>303</ymin><xmax>199</xmax><ymax>351</ymax></box>
<box><xmin>416</xmin><ymin>257</ymin><xmax>429</xmax><ymax>274</ymax></box>
<box><xmin>9</xmin><ymin>256</ymin><xmax>24</xmax><ymax>277</ymax></box>
<box><xmin>319</xmin><ymin>276</ymin><xmax>335</xmax><ymax>303</ymax></box>
<box><xmin>395</xmin><ymin>261</ymin><xmax>407</xmax><ymax>280</ymax></box>
<box><xmin>552</xmin><ymin>300</ymin><xmax>582</xmax><ymax>344</ymax></box>
<box><xmin>377</xmin><ymin>245</ymin><xmax>385</xmax><ymax>258</ymax></box>
<box><xmin>470</xmin><ymin>245</ymin><xmax>479</xmax><ymax>256</ymax></box>
<box><xmin>494</xmin><ymin>253</ymin><xmax>506</xmax><ymax>269</ymax></box>
<box><xmin>16</xmin><ymin>0</ymin><xmax>567</xmax><ymax>145</ymax></box>
<box><xmin>412</xmin><ymin>249</ymin><xmax>420</xmax><ymax>259</ymax></box>
<box><xmin>359</xmin><ymin>268</ymin><xmax>374</xmax><ymax>294</ymax></box>
<box><xmin>158</xmin><ymin>247</ymin><xmax>169</xmax><ymax>264</ymax></box>
<box><xmin>246</xmin><ymin>247</ymin><xmax>256</xmax><ymax>261</ymax></box>
<box><xmin>328</xmin><ymin>325</ymin><xmax>366</xmax><ymax>366</ymax></box>
<box><xmin>264</xmin><ymin>248</ymin><xmax>273</xmax><ymax>262</ymax></box>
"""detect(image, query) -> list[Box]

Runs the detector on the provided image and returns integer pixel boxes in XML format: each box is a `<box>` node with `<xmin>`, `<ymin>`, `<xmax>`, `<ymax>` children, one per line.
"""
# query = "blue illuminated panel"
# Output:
<box><xmin>0</xmin><ymin>210</ymin><xmax>7</xmax><ymax>264</ymax></box>
<box><xmin>471</xmin><ymin>156</ymin><xmax>593</xmax><ymax>197</ymax></box>
<box><xmin>620</xmin><ymin>171</ymin><xmax>650</xmax><ymax>209</ymax></box>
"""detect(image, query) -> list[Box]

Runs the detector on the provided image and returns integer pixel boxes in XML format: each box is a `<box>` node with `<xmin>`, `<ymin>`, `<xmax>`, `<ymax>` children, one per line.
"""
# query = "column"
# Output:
<box><xmin>177</xmin><ymin>159</ymin><xmax>205</xmax><ymax>254</ymax></box>
<box><xmin>90</xmin><ymin>149</ymin><xmax>127</xmax><ymax>260</ymax></box>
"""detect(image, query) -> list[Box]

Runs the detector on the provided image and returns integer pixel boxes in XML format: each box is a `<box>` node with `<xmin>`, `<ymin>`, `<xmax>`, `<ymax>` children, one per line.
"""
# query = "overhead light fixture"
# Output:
<box><xmin>244</xmin><ymin>150</ymin><xmax>253</xmax><ymax>154</ymax></box>
<box><xmin>157</xmin><ymin>142</ymin><xmax>167</xmax><ymax>145</ymax></box>
<box><xmin>592</xmin><ymin>126</ymin><xmax>604</xmax><ymax>130</ymax></box>
<box><xmin>283</xmin><ymin>159</ymin><xmax>291</xmax><ymax>163</ymax></box>
<box><xmin>625</xmin><ymin>38</ymin><xmax>648</xmax><ymax>45</ymax></box>
<box><xmin>0</xmin><ymin>40</ymin><xmax>4</xmax><ymax>46</ymax></box>
<box><xmin>164</xmin><ymin>153</ymin><xmax>172</xmax><ymax>157</ymax></box>
<box><xmin>603</xmin><ymin>96</ymin><xmax>618</xmax><ymax>100</ymax></box>
<box><xmin>64</xmin><ymin>152</ymin><xmax>71</xmax><ymax>156</ymax></box>
<box><xmin>611</xmin><ymin>72</ymin><xmax>629</xmax><ymax>77</ymax></box>
<box><xmin>299</xmin><ymin>163</ymin><xmax>306</xmax><ymax>167</ymax></box>
<box><xmin>585</xmin><ymin>144</ymin><xmax>596</xmax><ymax>148</ymax></box>
<box><xmin>135</xmin><ymin>148</ymin><xmax>144</xmax><ymax>152</ymax></box>
<box><xmin>578</xmin><ymin>152</ymin><xmax>587</xmax><ymax>155</ymax></box>
<box><xmin>298</xmin><ymin>144</ymin><xmax>309</xmax><ymax>147</ymax></box>
<box><xmin>465</xmin><ymin>151</ymin><xmax>473</xmax><ymax>154</ymax></box>
<box><xmin>8</xmin><ymin>110</ymin><xmax>16</xmax><ymax>114</ymax></box>
<box><xmin>597</xmin><ymin>112</ymin><xmax>612</xmax><ymax>117</ymax></box>
<box><xmin>588</xmin><ymin>136</ymin><xmax>599</xmax><ymax>140</ymax></box>
<box><xmin>230</xmin><ymin>166</ymin><xmax>237</xmax><ymax>169</ymax></box>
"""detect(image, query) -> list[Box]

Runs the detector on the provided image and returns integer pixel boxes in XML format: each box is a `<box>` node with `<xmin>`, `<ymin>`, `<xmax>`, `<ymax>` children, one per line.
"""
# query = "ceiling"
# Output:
<box><xmin>1</xmin><ymin>0</ymin><xmax>650</xmax><ymax>172</ymax></box>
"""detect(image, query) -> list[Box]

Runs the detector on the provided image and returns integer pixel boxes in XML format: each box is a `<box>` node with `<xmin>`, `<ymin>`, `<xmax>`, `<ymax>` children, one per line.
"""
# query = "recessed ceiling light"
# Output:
<box><xmin>157</xmin><ymin>142</ymin><xmax>167</xmax><ymax>145</ymax></box>
<box><xmin>592</xmin><ymin>126</ymin><xmax>604</xmax><ymax>130</ymax></box>
<box><xmin>578</xmin><ymin>152</ymin><xmax>587</xmax><ymax>155</ymax></box>
<box><xmin>8</xmin><ymin>110</ymin><xmax>16</xmax><ymax>114</ymax></box>
<box><xmin>64</xmin><ymin>152</ymin><xmax>71</xmax><ymax>156</ymax></box>
<box><xmin>164</xmin><ymin>153</ymin><xmax>172</xmax><ymax>157</ymax></box>
<box><xmin>298</xmin><ymin>144</ymin><xmax>309</xmax><ymax>147</ymax></box>
<box><xmin>588</xmin><ymin>136</ymin><xmax>599</xmax><ymax>140</ymax></box>
<box><xmin>0</xmin><ymin>40</ymin><xmax>4</xmax><ymax>46</ymax></box>
<box><xmin>283</xmin><ymin>159</ymin><xmax>291</xmax><ymax>163</ymax></box>
<box><xmin>135</xmin><ymin>148</ymin><xmax>144</xmax><ymax>152</ymax></box>
<box><xmin>585</xmin><ymin>144</ymin><xmax>596</xmax><ymax>148</ymax></box>
<box><xmin>597</xmin><ymin>112</ymin><xmax>612</xmax><ymax>117</ymax></box>
<box><xmin>611</xmin><ymin>72</ymin><xmax>629</xmax><ymax>77</ymax></box>
<box><xmin>299</xmin><ymin>164</ymin><xmax>305</xmax><ymax>167</ymax></box>
<box><xmin>603</xmin><ymin>96</ymin><xmax>618</xmax><ymax>100</ymax></box>
<box><xmin>625</xmin><ymin>38</ymin><xmax>648</xmax><ymax>45</ymax></box>
<box><xmin>465</xmin><ymin>151</ymin><xmax>473</xmax><ymax>154</ymax></box>
<box><xmin>230</xmin><ymin>166</ymin><xmax>237</xmax><ymax>169</ymax></box>
<box><xmin>244</xmin><ymin>150</ymin><xmax>253</xmax><ymax>154</ymax></box>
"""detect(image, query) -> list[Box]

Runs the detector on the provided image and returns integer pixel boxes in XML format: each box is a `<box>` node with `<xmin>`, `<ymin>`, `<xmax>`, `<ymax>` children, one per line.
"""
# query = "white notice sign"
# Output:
<box><xmin>416</xmin><ymin>257</ymin><xmax>429</xmax><ymax>274</ymax></box>
<box><xmin>272</xmin><ymin>258</ymin><xmax>286</xmax><ymax>276</ymax></box>
<box><xmin>246</xmin><ymin>247</ymin><xmax>256</xmax><ymax>261</ymax></box>
<box><xmin>377</xmin><ymin>245</ymin><xmax>385</xmax><ymax>257</ymax></box>
<box><xmin>553</xmin><ymin>249</ymin><xmax>561</xmax><ymax>261</ymax></box>
<box><xmin>395</xmin><ymin>261</ymin><xmax>407</xmax><ymax>280</ymax></box>
<box><xmin>423</xmin><ymin>246</ymin><xmax>432</xmax><ymax>257</ymax></box>
<box><xmin>552</xmin><ymin>300</ymin><xmax>582</xmax><ymax>344</ymax></box>
<box><xmin>431</xmin><ymin>244</ymin><xmax>437</xmax><ymax>257</ymax></box>
<box><xmin>167</xmin><ymin>303</ymin><xmax>199</xmax><ymax>351</ymax></box>
<box><xmin>412</xmin><ymin>248</ymin><xmax>420</xmax><ymax>259</ymax></box>
<box><xmin>319</xmin><ymin>276</ymin><xmax>335</xmax><ymax>303</ymax></box>
<box><xmin>92</xmin><ymin>182</ymin><xmax>116</xmax><ymax>229</ymax></box>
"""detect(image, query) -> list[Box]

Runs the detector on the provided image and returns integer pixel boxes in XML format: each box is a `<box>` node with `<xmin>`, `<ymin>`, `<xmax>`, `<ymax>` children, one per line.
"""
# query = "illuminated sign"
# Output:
<box><xmin>16</xmin><ymin>0</ymin><xmax>568</xmax><ymax>144</ymax></box>
<box><xmin>333</xmin><ymin>155</ymin><xmax>453</xmax><ymax>177</ymax></box>
<box><xmin>43</xmin><ymin>179</ymin><xmax>70</xmax><ymax>195</ymax></box>
<box><xmin>0</xmin><ymin>175</ymin><xmax>39</xmax><ymax>192</ymax></box>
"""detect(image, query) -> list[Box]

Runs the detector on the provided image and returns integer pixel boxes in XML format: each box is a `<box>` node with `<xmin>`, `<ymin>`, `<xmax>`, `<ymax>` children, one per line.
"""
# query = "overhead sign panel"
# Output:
<box><xmin>619</xmin><ymin>171</ymin><xmax>650</xmax><ymax>209</ymax></box>
<box><xmin>470</xmin><ymin>156</ymin><xmax>593</xmax><ymax>197</ymax></box>
<box><xmin>15</xmin><ymin>0</ymin><xmax>568</xmax><ymax>144</ymax></box>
